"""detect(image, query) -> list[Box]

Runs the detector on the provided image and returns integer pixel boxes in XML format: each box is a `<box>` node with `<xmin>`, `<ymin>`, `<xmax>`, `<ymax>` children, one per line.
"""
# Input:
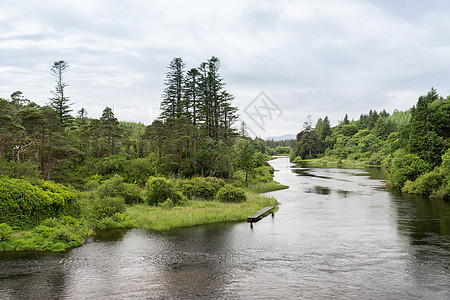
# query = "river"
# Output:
<box><xmin>1</xmin><ymin>156</ymin><xmax>449</xmax><ymax>299</ymax></box>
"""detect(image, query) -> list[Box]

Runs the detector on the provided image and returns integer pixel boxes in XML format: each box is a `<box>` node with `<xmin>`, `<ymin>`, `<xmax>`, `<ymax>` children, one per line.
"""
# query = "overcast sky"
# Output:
<box><xmin>1</xmin><ymin>0</ymin><xmax>450</xmax><ymax>138</ymax></box>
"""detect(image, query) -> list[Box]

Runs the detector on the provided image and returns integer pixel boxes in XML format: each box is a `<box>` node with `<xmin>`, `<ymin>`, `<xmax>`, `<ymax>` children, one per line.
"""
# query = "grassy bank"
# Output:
<box><xmin>295</xmin><ymin>157</ymin><xmax>372</xmax><ymax>168</ymax></box>
<box><xmin>243</xmin><ymin>181</ymin><xmax>289</xmax><ymax>193</ymax></box>
<box><xmin>127</xmin><ymin>190</ymin><xmax>278</xmax><ymax>231</ymax></box>
<box><xmin>1</xmin><ymin>181</ymin><xmax>284</xmax><ymax>251</ymax></box>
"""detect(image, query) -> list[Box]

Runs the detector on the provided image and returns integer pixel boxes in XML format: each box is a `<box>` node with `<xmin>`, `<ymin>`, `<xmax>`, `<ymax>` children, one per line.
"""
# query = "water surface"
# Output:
<box><xmin>1</xmin><ymin>157</ymin><xmax>449</xmax><ymax>299</ymax></box>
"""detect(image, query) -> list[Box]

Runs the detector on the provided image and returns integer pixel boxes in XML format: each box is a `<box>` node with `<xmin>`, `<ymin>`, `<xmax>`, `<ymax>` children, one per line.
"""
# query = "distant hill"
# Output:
<box><xmin>264</xmin><ymin>134</ymin><xmax>296</xmax><ymax>141</ymax></box>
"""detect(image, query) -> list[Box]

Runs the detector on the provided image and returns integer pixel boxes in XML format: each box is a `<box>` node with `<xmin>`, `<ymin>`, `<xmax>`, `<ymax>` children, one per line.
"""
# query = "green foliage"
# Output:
<box><xmin>216</xmin><ymin>185</ymin><xmax>247</xmax><ymax>203</ymax></box>
<box><xmin>176</xmin><ymin>177</ymin><xmax>225</xmax><ymax>200</ymax></box>
<box><xmin>96</xmin><ymin>174</ymin><xmax>142</xmax><ymax>204</ymax></box>
<box><xmin>159</xmin><ymin>198</ymin><xmax>174</xmax><ymax>209</ymax></box>
<box><xmin>388</xmin><ymin>150</ymin><xmax>431</xmax><ymax>190</ymax></box>
<box><xmin>0</xmin><ymin>176</ymin><xmax>78</xmax><ymax>228</ymax></box>
<box><xmin>237</xmin><ymin>140</ymin><xmax>255</xmax><ymax>182</ymax></box>
<box><xmin>0</xmin><ymin>159</ymin><xmax>40</xmax><ymax>179</ymax></box>
<box><xmin>93</xmin><ymin>197</ymin><xmax>126</xmax><ymax>217</ymax></box>
<box><xmin>293</xmin><ymin>156</ymin><xmax>303</xmax><ymax>163</ymax></box>
<box><xmin>98</xmin><ymin>154</ymin><xmax>128</xmax><ymax>175</ymax></box>
<box><xmin>0</xmin><ymin>223</ymin><xmax>13</xmax><ymax>241</ymax></box>
<box><xmin>358</xmin><ymin>134</ymin><xmax>381</xmax><ymax>154</ymax></box>
<box><xmin>145</xmin><ymin>177</ymin><xmax>185</xmax><ymax>206</ymax></box>
<box><xmin>267</xmin><ymin>146</ymin><xmax>291</xmax><ymax>156</ymax></box>
<box><xmin>125</xmin><ymin>157</ymin><xmax>157</xmax><ymax>185</ymax></box>
<box><xmin>402</xmin><ymin>169</ymin><xmax>445</xmax><ymax>195</ymax></box>
<box><xmin>340</xmin><ymin>124</ymin><xmax>359</xmax><ymax>137</ymax></box>
<box><xmin>244</xmin><ymin>181</ymin><xmax>289</xmax><ymax>194</ymax></box>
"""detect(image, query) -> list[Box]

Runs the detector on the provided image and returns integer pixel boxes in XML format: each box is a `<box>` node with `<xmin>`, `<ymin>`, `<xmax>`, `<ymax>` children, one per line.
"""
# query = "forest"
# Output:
<box><xmin>290</xmin><ymin>87</ymin><xmax>450</xmax><ymax>200</ymax></box>
<box><xmin>0</xmin><ymin>57</ymin><xmax>449</xmax><ymax>251</ymax></box>
<box><xmin>0</xmin><ymin>57</ymin><xmax>283</xmax><ymax>251</ymax></box>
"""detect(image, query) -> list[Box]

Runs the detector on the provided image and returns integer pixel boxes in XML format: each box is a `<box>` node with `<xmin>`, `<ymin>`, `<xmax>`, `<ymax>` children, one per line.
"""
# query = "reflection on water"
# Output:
<box><xmin>305</xmin><ymin>185</ymin><xmax>331</xmax><ymax>195</ymax></box>
<box><xmin>1</xmin><ymin>157</ymin><xmax>449</xmax><ymax>300</ymax></box>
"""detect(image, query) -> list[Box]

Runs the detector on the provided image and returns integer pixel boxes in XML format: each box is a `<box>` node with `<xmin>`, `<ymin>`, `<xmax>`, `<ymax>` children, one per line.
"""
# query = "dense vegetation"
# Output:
<box><xmin>290</xmin><ymin>88</ymin><xmax>450</xmax><ymax>200</ymax></box>
<box><xmin>2</xmin><ymin>56</ymin><xmax>447</xmax><ymax>251</ymax></box>
<box><xmin>0</xmin><ymin>57</ymin><xmax>285</xmax><ymax>251</ymax></box>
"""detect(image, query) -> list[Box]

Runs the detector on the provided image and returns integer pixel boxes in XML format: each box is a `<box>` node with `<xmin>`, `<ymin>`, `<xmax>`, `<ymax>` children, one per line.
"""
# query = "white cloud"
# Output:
<box><xmin>1</xmin><ymin>0</ymin><xmax>450</xmax><ymax>137</ymax></box>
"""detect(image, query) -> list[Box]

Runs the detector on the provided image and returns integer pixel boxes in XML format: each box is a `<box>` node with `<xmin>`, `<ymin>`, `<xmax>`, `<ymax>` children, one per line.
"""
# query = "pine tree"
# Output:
<box><xmin>160</xmin><ymin>57</ymin><xmax>185</xmax><ymax>120</ymax></box>
<box><xmin>49</xmin><ymin>61</ymin><xmax>72</xmax><ymax>127</ymax></box>
<box><xmin>184</xmin><ymin>68</ymin><xmax>200</xmax><ymax>125</ymax></box>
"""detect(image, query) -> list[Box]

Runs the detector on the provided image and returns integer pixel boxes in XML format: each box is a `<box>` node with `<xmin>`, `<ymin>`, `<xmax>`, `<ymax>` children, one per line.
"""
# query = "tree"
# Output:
<box><xmin>49</xmin><ymin>60</ymin><xmax>72</xmax><ymax>127</ymax></box>
<box><xmin>100</xmin><ymin>107</ymin><xmax>122</xmax><ymax>156</ymax></box>
<box><xmin>409</xmin><ymin>95</ymin><xmax>430</xmax><ymax>156</ymax></box>
<box><xmin>184</xmin><ymin>68</ymin><xmax>200</xmax><ymax>125</ymax></box>
<box><xmin>76</xmin><ymin>108</ymin><xmax>88</xmax><ymax>126</ymax></box>
<box><xmin>10</xmin><ymin>91</ymin><xmax>29</xmax><ymax>111</ymax></box>
<box><xmin>160</xmin><ymin>57</ymin><xmax>185</xmax><ymax>120</ymax></box>
<box><xmin>237</xmin><ymin>140</ymin><xmax>254</xmax><ymax>183</ymax></box>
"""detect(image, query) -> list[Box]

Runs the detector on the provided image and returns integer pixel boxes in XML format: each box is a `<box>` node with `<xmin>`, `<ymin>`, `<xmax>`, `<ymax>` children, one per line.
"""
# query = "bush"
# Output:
<box><xmin>0</xmin><ymin>223</ymin><xmax>13</xmax><ymax>241</ymax></box>
<box><xmin>94</xmin><ymin>197</ymin><xmax>126</xmax><ymax>217</ymax></box>
<box><xmin>254</xmin><ymin>166</ymin><xmax>274</xmax><ymax>183</ymax></box>
<box><xmin>293</xmin><ymin>156</ymin><xmax>303</xmax><ymax>163</ymax></box>
<box><xmin>402</xmin><ymin>169</ymin><xmax>445</xmax><ymax>195</ymax></box>
<box><xmin>388</xmin><ymin>149</ymin><xmax>431</xmax><ymax>190</ymax></box>
<box><xmin>159</xmin><ymin>198</ymin><xmax>174</xmax><ymax>209</ymax></box>
<box><xmin>177</xmin><ymin>177</ymin><xmax>225</xmax><ymax>200</ymax></box>
<box><xmin>96</xmin><ymin>174</ymin><xmax>142</xmax><ymax>204</ymax></box>
<box><xmin>216</xmin><ymin>185</ymin><xmax>247</xmax><ymax>203</ymax></box>
<box><xmin>0</xmin><ymin>159</ymin><xmax>40</xmax><ymax>179</ymax></box>
<box><xmin>0</xmin><ymin>176</ymin><xmax>77</xmax><ymax>228</ymax></box>
<box><xmin>368</xmin><ymin>153</ymin><xmax>383</xmax><ymax>166</ymax></box>
<box><xmin>125</xmin><ymin>157</ymin><xmax>157</xmax><ymax>186</ymax></box>
<box><xmin>145</xmin><ymin>177</ymin><xmax>185</xmax><ymax>206</ymax></box>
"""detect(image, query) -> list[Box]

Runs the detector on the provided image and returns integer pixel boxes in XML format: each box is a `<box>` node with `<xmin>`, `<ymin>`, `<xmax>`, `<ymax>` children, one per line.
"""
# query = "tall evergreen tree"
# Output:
<box><xmin>160</xmin><ymin>57</ymin><xmax>185</xmax><ymax>120</ymax></box>
<box><xmin>49</xmin><ymin>60</ymin><xmax>72</xmax><ymax>127</ymax></box>
<box><xmin>100</xmin><ymin>107</ymin><xmax>122</xmax><ymax>156</ymax></box>
<box><xmin>184</xmin><ymin>68</ymin><xmax>200</xmax><ymax>125</ymax></box>
<box><xmin>409</xmin><ymin>95</ymin><xmax>430</xmax><ymax>156</ymax></box>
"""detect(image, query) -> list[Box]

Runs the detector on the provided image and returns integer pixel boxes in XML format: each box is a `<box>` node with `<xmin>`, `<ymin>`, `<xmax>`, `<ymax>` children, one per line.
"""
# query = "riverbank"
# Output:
<box><xmin>294</xmin><ymin>157</ymin><xmax>377</xmax><ymax>168</ymax></box>
<box><xmin>0</xmin><ymin>181</ymin><xmax>285</xmax><ymax>252</ymax></box>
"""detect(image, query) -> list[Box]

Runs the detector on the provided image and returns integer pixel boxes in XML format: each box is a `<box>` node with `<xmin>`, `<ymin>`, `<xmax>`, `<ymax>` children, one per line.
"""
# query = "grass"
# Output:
<box><xmin>127</xmin><ymin>191</ymin><xmax>278</xmax><ymax>231</ymax></box>
<box><xmin>296</xmin><ymin>157</ymin><xmax>369</xmax><ymax>168</ymax></box>
<box><xmin>244</xmin><ymin>181</ymin><xmax>289</xmax><ymax>194</ymax></box>
<box><xmin>1</xmin><ymin>182</ymin><xmax>283</xmax><ymax>251</ymax></box>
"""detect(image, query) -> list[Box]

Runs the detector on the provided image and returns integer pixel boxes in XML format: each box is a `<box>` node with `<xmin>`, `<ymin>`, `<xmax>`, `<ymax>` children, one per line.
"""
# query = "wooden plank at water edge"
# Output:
<box><xmin>247</xmin><ymin>206</ymin><xmax>275</xmax><ymax>223</ymax></box>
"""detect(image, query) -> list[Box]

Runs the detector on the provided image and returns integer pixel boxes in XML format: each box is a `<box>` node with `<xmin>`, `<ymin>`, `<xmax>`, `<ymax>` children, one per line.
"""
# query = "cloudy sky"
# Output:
<box><xmin>1</xmin><ymin>0</ymin><xmax>449</xmax><ymax>138</ymax></box>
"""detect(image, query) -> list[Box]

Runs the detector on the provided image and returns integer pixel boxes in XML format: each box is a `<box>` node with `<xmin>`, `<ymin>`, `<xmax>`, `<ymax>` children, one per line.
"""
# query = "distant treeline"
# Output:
<box><xmin>290</xmin><ymin>88</ymin><xmax>450</xmax><ymax>199</ymax></box>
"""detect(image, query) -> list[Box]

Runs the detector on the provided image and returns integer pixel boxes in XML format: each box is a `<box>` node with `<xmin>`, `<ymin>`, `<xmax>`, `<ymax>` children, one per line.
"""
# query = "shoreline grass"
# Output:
<box><xmin>127</xmin><ymin>190</ymin><xmax>278</xmax><ymax>231</ymax></box>
<box><xmin>244</xmin><ymin>181</ymin><xmax>289</xmax><ymax>194</ymax></box>
<box><xmin>295</xmin><ymin>157</ymin><xmax>379</xmax><ymax>168</ymax></box>
<box><xmin>1</xmin><ymin>181</ymin><xmax>283</xmax><ymax>251</ymax></box>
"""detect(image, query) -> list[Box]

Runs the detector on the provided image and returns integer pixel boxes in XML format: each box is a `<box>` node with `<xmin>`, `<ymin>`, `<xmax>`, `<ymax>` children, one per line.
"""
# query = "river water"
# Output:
<box><xmin>1</xmin><ymin>156</ymin><xmax>449</xmax><ymax>299</ymax></box>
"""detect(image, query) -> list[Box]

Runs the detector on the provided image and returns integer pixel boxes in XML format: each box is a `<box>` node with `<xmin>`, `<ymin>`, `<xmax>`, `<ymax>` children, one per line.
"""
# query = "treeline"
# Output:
<box><xmin>0</xmin><ymin>57</ymin><xmax>273</xmax><ymax>188</ymax></box>
<box><xmin>291</xmin><ymin>88</ymin><xmax>450</xmax><ymax>199</ymax></box>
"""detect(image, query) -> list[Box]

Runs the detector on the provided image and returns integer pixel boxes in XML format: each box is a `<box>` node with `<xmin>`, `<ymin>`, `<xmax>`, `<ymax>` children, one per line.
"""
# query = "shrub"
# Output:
<box><xmin>0</xmin><ymin>223</ymin><xmax>13</xmax><ymax>241</ymax></box>
<box><xmin>159</xmin><ymin>198</ymin><xmax>174</xmax><ymax>209</ymax></box>
<box><xmin>96</xmin><ymin>174</ymin><xmax>142</xmax><ymax>204</ymax></box>
<box><xmin>402</xmin><ymin>169</ymin><xmax>445</xmax><ymax>195</ymax></box>
<box><xmin>145</xmin><ymin>177</ymin><xmax>185</xmax><ymax>206</ymax></box>
<box><xmin>176</xmin><ymin>177</ymin><xmax>225</xmax><ymax>200</ymax></box>
<box><xmin>254</xmin><ymin>166</ymin><xmax>275</xmax><ymax>183</ymax></box>
<box><xmin>368</xmin><ymin>153</ymin><xmax>383</xmax><ymax>166</ymax></box>
<box><xmin>293</xmin><ymin>156</ymin><xmax>303</xmax><ymax>163</ymax></box>
<box><xmin>0</xmin><ymin>176</ymin><xmax>77</xmax><ymax>228</ymax></box>
<box><xmin>388</xmin><ymin>149</ymin><xmax>431</xmax><ymax>190</ymax></box>
<box><xmin>0</xmin><ymin>159</ymin><xmax>40</xmax><ymax>179</ymax></box>
<box><xmin>94</xmin><ymin>197</ymin><xmax>126</xmax><ymax>217</ymax></box>
<box><xmin>216</xmin><ymin>185</ymin><xmax>247</xmax><ymax>203</ymax></box>
<box><xmin>125</xmin><ymin>157</ymin><xmax>157</xmax><ymax>186</ymax></box>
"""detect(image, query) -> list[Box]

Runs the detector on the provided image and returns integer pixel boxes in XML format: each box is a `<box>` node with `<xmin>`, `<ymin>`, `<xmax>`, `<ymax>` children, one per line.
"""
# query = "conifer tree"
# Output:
<box><xmin>160</xmin><ymin>57</ymin><xmax>185</xmax><ymax>120</ymax></box>
<box><xmin>49</xmin><ymin>61</ymin><xmax>72</xmax><ymax>127</ymax></box>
